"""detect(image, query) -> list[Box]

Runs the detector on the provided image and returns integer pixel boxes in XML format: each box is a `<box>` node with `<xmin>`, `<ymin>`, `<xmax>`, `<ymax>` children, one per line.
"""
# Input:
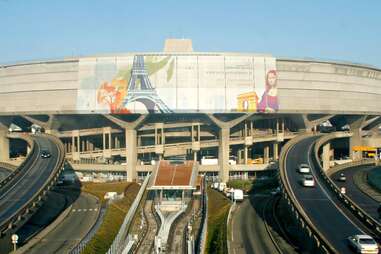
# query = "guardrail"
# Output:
<box><xmin>0</xmin><ymin>162</ymin><xmax>17</xmax><ymax>171</ymax></box>
<box><xmin>106</xmin><ymin>173</ymin><xmax>151</xmax><ymax>254</ymax></box>
<box><xmin>326</xmin><ymin>159</ymin><xmax>374</xmax><ymax>177</ymax></box>
<box><xmin>196</xmin><ymin>177</ymin><xmax>208</xmax><ymax>254</ymax></box>
<box><xmin>278</xmin><ymin>133</ymin><xmax>336</xmax><ymax>253</ymax></box>
<box><xmin>0</xmin><ymin>134</ymin><xmax>36</xmax><ymax>194</ymax></box>
<box><xmin>0</xmin><ymin>133</ymin><xmax>65</xmax><ymax>237</ymax></box>
<box><xmin>313</xmin><ymin>133</ymin><xmax>381</xmax><ymax>237</ymax></box>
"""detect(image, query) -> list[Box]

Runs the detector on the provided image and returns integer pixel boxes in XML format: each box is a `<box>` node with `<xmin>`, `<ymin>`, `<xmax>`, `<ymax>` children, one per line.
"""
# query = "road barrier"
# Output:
<box><xmin>314</xmin><ymin>133</ymin><xmax>381</xmax><ymax>237</ymax></box>
<box><xmin>278</xmin><ymin>133</ymin><xmax>336</xmax><ymax>254</ymax></box>
<box><xmin>0</xmin><ymin>134</ymin><xmax>65</xmax><ymax>238</ymax></box>
<box><xmin>0</xmin><ymin>134</ymin><xmax>36</xmax><ymax>193</ymax></box>
<box><xmin>106</xmin><ymin>173</ymin><xmax>151</xmax><ymax>254</ymax></box>
<box><xmin>195</xmin><ymin>177</ymin><xmax>208</xmax><ymax>254</ymax></box>
<box><xmin>0</xmin><ymin>162</ymin><xmax>17</xmax><ymax>171</ymax></box>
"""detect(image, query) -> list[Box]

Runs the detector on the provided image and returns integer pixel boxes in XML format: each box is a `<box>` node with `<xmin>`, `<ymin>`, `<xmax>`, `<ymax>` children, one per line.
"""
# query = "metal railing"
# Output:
<box><xmin>0</xmin><ymin>133</ymin><xmax>65</xmax><ymax>236</ymax></box>
<box><xmin>106</xmin><ymin>173</ymin><xmax>151</xmax><ymax>254</ymax></box>
<box><xmin>0</xmin><ymin>134</ymin><xmax>35</xmax><ymax>193</ymax></box>
<box><xmin>278</xmin><ymin>133</ymin><xmax>336</xmax><ymax>253</ymax></box>
<box><xmin>196</xmin><ymin>178</ymin><xmax>208</xmax><ymax>254</ymax></box>
<box><xmin>314</xmin><ymin>133</ymin><xmax>381</xmax><ymax>236</ymax></box>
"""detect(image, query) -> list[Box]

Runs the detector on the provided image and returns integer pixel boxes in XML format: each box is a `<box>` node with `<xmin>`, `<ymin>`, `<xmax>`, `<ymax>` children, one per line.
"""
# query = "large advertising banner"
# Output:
<box><xmin>76</xmin><ymin>54</ymin><xmax>277</xmax><ymax>113</ymax></box>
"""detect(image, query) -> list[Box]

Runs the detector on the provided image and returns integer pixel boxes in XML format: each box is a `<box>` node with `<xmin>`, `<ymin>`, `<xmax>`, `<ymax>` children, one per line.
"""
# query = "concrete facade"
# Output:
<box><xmin>1</xmin><ymin>56</ymin><xmax>381</xmax><ymax>114</ymax></box>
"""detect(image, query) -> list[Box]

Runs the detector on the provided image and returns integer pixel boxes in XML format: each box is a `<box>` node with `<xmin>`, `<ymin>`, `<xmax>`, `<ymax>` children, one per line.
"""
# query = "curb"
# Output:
<box><xmin>15</xmin><ymin>203</ymin><xmax>73</xmax><ymax>254</ymax></box>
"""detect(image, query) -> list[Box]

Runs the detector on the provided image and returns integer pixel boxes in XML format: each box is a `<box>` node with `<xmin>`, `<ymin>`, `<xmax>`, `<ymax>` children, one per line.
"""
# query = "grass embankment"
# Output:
<box><xmin>227</xmin><ymin>179</ymin><xmax>253</xmax><ymax>193</ymax></box>
<box><xmin>81</xmin><ymin>181</ymin><xmax>140</xmax><ymax>254</ymax></box>
<box><xmin>368</xmin><ymin>167</ymin><xmax>381</xmax><ymax>192</ymax></box>
<box><xmin>206</xmin><ymin>187</ymin><xmax>231</xmax><ymax>254</ymax></box>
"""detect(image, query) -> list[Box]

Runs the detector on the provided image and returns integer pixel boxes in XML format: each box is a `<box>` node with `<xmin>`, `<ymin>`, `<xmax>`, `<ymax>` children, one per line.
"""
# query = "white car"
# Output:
<box><xmin>348</xmin><ymin>234</ymin><xmax>379</xmax><ymax>254</ymax></box>
<box><xmin>298</xmin><ymin>163</ymin><xmax>311</xmax><ymax>174</ymax></box>
<box><xmin>228</xmin><ymin>156</ymin><xmax>237</xmax><ymax>165</ymax></box>
<box><xmin>302</xmin><ymin>174</ymin><xmax>315</xmax><ymax>187</ymax></box>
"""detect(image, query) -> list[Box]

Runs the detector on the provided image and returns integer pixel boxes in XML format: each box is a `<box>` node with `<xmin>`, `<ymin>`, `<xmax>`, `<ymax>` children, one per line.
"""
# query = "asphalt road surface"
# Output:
<box><xmin>0</xmin><ymin>135</ymin><xmax>61</xmax><ymax>228</ymax></box>
<box><xmin>332</xmin><ymin>165</ymin><xmax>380</xmax><ymax>221</ymax></box>
<box><xmin>230</xmin><ymin>195</ymin><xmax>279</xmax><ymax>254</ymax></box>
<box><xmin>0</xmin><ymin>167</ymin><xmax>11</xmax><ymax>181</ymax></box>
<box><xmin>27</xmin><ymin>192</ymin><xmax>99</xmax><ymax>254</ymax></box>
<box><xmin>285</xmin><ymin>136</ymin><xmax>365</xmax><ymax>253</ymax></box>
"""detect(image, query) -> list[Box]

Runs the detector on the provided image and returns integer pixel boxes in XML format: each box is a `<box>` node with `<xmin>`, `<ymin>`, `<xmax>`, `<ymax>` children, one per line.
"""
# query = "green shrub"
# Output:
<box><xmin>206</xmin><ymin>188</ymin><xmax>231</xmax><ymax>254</ymax></box>
<box><xmin>81</xmin><ymin>182</ymin><xmax>140</xmax><ymax>254</ymax></box>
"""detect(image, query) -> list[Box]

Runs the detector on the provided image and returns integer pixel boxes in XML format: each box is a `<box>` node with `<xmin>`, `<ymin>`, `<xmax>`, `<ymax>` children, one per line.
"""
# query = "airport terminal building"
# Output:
<box><xmin>1</xmin><ymin>39</ymin><xmax>381</xmax><ymax>182</ymax></box>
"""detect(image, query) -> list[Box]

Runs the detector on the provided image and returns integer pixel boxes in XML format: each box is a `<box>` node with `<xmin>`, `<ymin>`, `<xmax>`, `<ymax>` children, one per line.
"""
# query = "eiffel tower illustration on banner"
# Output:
<box><xmin>123</xmin><ymin>55</ymin><xmax>172</xmax><ymax>113</ymax></box>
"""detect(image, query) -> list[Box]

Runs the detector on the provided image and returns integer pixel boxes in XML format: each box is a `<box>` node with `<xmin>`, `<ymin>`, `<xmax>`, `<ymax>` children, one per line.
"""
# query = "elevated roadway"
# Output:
<box><xmin>0</xmin><ymin>134</ymin><xmax>64</xmax><ymax>253</ymax></box>
<box><xmin>26</xmin><ymin>192</ymin><xmax>99</xmax><ymax>254</ymax></box>
<box><xmin>331</xmin><ymin>165</ymin><xmax>380</xmax><ymax>223</ymax></box>
<box><xmin>283</xmin><ymin>136</ymin><xmax>371</xmax><ymax>253</ymax></box>
<box><xmin>65</xmin><ymin>131</ymin><xmax>297</xmax><ymax>159</ymax></box>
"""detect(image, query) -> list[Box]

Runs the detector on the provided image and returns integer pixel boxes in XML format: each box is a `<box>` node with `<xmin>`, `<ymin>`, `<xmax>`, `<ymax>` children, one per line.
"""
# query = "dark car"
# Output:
<box><xmin>41</xmin><ymin>150</ymin><xmax>51</xmax><ymax>158</ymax></box>
<box><xmin>337</xmin><ymin>173</ymin><xmax>346</xmax><ymax>182</ymax></box>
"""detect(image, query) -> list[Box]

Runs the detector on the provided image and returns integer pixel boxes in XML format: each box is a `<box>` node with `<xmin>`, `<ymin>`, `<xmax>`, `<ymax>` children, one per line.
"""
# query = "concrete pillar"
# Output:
<box><xmin>103</xmin><ymin>132</ymin><xmax>106</xmax><ymax>150</ymax></box>
<box><xmin>77</xmin><ymin>135</ymin><xmax>81</xmax><ymax>153</ymax></box>
<box><xmin>193</xmin><ymin>151</ymin><xmax>197</xmax><ymax>161</ymax></box>
<box><xmin>273</xmin><ymin>142</ymin><xmax>279</xmax><ymax>160</ymax></box>
<box><xmin>218</xmin><ymin>128</ymin><xmax>230</xmax><ymax>183</ymax></box>
<box><xmin>244</xmin><ymin>146</ymin><xmax>248</xmax><ymax>164</ymax></box>
<box><xmin>114</xmin><ymin>136</ymin><xmax>118</xmax><ymax>149</ymax></box>
<box><xmin>71</xmin><ymin>131</ymin><xmax>80</xmax><ymax>162</ymax></box>
<box><xmin>322</xmin><ymin>143</ymin><xmax>331</xmax><ymax>171</ymax></box>
<box><xmin>109</xmin><ymin>132</ymin><xmax>112</xmax><ymax>149</ymax></box>
<box><xmin>264</xmin><ymin>146</ymin><xmax>270</xmax><ymax>164</ymax></box>
<box><xmin>0</xmin><ymin>129</ymin><xmax>9</xmax><ymax>161</ymax></box>
<box><xmin>126</xmin><ymin>128</ymin><xmax>137</xmax><ymax>182</ymax></box>
<box><xmin>72</xmin><ymin>135</ymin><xmax>76</xmax><ymax>153</ymax></box>
<box><xmin>350</xmin><ymin>128</ymin><xmax>363</xmax><ymax>161</ymax></box>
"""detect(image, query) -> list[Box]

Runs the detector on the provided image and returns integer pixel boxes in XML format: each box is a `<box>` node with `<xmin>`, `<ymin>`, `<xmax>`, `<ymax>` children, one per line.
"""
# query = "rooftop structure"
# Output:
<box><xmin>163</xmin><ymin>38</ymin><xmax>193</xmax><ymax>52</ymax></box>
<box><xmin>149</xmin><ymin>160</ymin><xmax>197</xmax><ymax>190</ymax></box>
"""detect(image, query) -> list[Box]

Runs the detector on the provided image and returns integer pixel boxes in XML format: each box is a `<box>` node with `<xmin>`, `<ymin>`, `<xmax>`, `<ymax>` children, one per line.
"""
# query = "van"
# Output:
<box><xmin>218</xmin><ymin>182</ymin><xmax>227</xmax><ymax>192</ymax></box>
<box><xmin>201</xmin><ymin>156</ymin><xmax>218</xmax><ymax>165</ymax></box>
<box><xmin>233</xmin><ymin>189</ymin><xmax>244</xmax><ymax>201</ymax></box>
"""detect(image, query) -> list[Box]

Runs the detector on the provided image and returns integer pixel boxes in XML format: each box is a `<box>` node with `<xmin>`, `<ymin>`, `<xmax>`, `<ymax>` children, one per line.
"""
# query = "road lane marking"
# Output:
<box><xmin>306</xmin><ymin>141</ymin><xmax>365</xmax><ymax>234</ymax></box>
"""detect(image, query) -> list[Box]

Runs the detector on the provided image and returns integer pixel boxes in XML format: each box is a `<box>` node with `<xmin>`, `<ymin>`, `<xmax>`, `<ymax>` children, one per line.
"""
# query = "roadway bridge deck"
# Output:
<box><xmin>0</xmin><ymin>134</ymin><xmax>64</xmax><ymax>253</ymax></box>
<box><xmin>331</xmin><ymin>165</ymin><xmax>380</xmax><ymax>223</ymax></box>
<box><xmin>284</xmin><ymin>136</ymin><xmax>368</xmax><ymax>253</ymax></box>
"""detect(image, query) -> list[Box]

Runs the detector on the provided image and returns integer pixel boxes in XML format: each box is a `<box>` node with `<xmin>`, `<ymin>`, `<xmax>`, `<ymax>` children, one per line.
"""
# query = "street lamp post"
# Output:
<box><xmin>11</xmin><ymin>234</ymin><xmax>18</xmax><ymax>252</ymax></box>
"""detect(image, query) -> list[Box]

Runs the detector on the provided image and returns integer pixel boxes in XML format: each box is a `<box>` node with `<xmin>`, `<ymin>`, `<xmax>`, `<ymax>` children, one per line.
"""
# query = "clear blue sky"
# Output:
<box><xmin>1</xmin><ymin>0</ymin><xmax>380</xmax><ymax>68</ymax></box>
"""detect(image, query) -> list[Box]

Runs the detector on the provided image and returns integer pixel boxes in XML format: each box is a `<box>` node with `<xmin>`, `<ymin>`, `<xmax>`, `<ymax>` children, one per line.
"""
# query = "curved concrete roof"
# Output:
<box><xmin>0</xmin><ymin>53</ymin><xmax>380</xmax><ymax>115</ymax></box>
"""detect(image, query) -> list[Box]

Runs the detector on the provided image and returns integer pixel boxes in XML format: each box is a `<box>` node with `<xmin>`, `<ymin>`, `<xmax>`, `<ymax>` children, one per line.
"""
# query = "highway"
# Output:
<box><xmin>0</xmin><ymin>134</ymin><xmax>63</xmax><ymax>232</ymax></box>
<box><xmin>331</xmin><ymin>165</ymin><xmax>380</xmax><ymax>222</ymax></box>
<box><xmin>285</xmin><ymin>136</ymin><xmax>367</xmax><ymax>253</ymax></box>
<box><xmin>26</xmin><ymin>191</ymin><xmax>99</xmax><ymax>254</ymax></box>
<box><xmin>230</xmin><ymin>196</ymin><xmax>279</xmax><ymax>254</ymax></box>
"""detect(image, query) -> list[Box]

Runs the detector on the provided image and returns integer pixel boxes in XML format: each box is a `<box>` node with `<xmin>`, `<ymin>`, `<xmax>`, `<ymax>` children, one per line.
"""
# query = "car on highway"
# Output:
<box><xmin>301</xmin><ymin>174</ymin><xmax>315</xmax><ymax>187</ymax></box>
<box><xmin>347</xmin><ymin>234</ymin><xmax>379</xmax><ymax>254</ymax></box>
<box><xmin>298</xmin><ymin>163</ymin><xmax>311</xmax><ymax>174</ymax></box>
<box><xmin>337</xmin><ymin>173</ymin><xmax>346</xmax><ymax>182</ymax></box>
<box><xmin>40</xmin><ymin>150</ymin><xmax>51</xmax><ymax>158</ymax></box>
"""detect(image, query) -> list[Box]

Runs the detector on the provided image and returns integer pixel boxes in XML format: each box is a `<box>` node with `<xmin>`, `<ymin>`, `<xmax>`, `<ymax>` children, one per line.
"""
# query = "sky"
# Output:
<box><xmin>0</xmin><ymin>0</ymin><xmax>380</xmax><ymax>68</ymax></box>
